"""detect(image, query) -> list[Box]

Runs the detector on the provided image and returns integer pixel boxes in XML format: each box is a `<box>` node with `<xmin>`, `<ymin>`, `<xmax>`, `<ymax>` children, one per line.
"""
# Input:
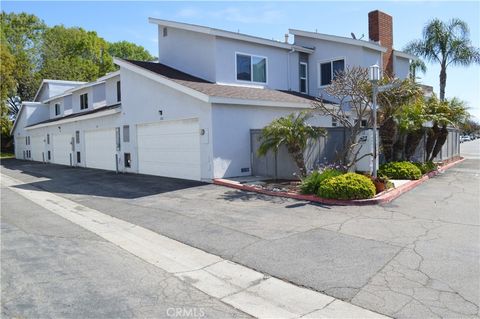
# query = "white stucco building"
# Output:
<box><xmin>12</xmin><ymin>10</ymin><xmax>415</xmax><ymax>181</ymax></box>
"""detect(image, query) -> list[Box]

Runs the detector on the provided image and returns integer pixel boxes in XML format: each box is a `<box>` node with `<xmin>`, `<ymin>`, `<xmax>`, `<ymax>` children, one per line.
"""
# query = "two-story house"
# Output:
<box><xmin>12</xmin><ymin>10</ymin><xmax>416</xmax><ymax>181</ymax></box>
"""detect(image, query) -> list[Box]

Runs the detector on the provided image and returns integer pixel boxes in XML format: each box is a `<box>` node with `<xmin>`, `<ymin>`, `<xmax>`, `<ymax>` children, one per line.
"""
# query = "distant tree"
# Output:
<box><xmin>409</xmin><ymin>59</ymin><xmax>427</xmax><ymax>82</ymax></box>
<box><xmin>108</xmin><ymin>41</ymin><xmax>156</xmax><ymax>61</ymax></box>
<box><xmin>0</xmin><ymin>11</ymin><xmax>45</xmax><ymax>103</ymax></box>
<box><xmin>405</xmin><ymin>18</ymin><xmax>480</xmax><ymax>100</ymax></box>
<box><xmin>40</xmin><ymin>25</ymin><xmax>115</xmax><ymax>82</ymax></box>
<box><xmin>258</xmin><ymin>112</ymin><xmax>326</xmax><ymax>177</ymax></box>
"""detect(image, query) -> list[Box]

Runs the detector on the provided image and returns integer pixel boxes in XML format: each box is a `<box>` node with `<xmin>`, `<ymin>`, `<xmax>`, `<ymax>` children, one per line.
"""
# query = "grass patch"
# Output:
<box><xmin>0</xmin><ymin>152</ymin><xmax>14</xmax><ymax>159</ymax></box>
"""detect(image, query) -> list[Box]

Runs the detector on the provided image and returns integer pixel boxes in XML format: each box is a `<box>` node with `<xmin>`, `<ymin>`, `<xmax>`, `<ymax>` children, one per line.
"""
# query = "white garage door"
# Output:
<box><xmin>31</xmin><ymin>135</ymin><xmax>45</xmax><ymax>162</ymax></box>
<box><xmin>137</xmin><ymin>118</ymin><xmax>201</xmax><ymax>180</ymax></box>
<box><xmin>85</xmin><ymin>128</ymin><xmax>116</xmax><ymax>171</ymax></box>
<box><xmin>53</xmin><ymin>134</ymin><xmax>73</xmax><ymax>166</ymax></box>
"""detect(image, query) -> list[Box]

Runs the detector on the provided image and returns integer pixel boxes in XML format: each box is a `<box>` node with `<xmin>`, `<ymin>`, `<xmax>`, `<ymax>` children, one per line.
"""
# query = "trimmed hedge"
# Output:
<box><xmin>378</xmin><ymin>161</ymin><xmax>422</xmax><ymax>180</ymax></box>
<box><xmin>413</xmin><ymin>161</ymin><xmax>437</xmax><ymax>175</ymax></box>
<box><xmin>318</xmin><ymin>173</ymin><xmax>376</xmax><ymax>200</ymax></box>
<box><xmin>299</xmin><ymin>169</ymin><xmax>343</xmax><ymax>195</ymax></box>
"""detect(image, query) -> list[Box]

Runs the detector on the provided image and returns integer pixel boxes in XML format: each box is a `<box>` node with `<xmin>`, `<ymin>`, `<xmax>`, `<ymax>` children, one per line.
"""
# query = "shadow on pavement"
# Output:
<box><xmin>1</xmin><ymin>159</ymin><xmax>207</xmax><ymax>199</ymax></box>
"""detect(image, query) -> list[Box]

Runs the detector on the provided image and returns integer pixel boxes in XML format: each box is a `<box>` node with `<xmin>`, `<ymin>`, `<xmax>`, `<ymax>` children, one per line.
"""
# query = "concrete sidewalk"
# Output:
<box><xmin>1</xmin><ymin>140</ymin><xmax>479</xmax><ymax>318</ymax></box>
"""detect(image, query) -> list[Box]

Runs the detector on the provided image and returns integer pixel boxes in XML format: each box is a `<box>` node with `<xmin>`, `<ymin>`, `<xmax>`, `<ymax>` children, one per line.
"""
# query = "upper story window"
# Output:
<box><xmin>163</xmin><ymin>27</ymin><xmax>168</xmax><ymax>37</ymax></box>
<box><xmin>54</xmin><ymin>103</ymin><xmax>61</xmax><ymax>116</ymax></box>
<box><xmin>116</xmin><ymin>81</ymin><xmax>121</xmax><ymax>102</ymax></box>
<box><xmin>320</xmin><ymin>59</ymin><xmax>345</xmax><ymax>86</ymax></box>
<box><xmin>299</xmin><ymin>62</ymin><xmax>308</xmax><ymax>94</ymax></box>
<box><xmin>236</xmin><ymin>53</ymin><xmax>267</xmax><ymax>84</ymax></box>
<box><xmin>80</xmin><ymin>93</ymin><xmax>88</xmax><ymax>110</ymax></box>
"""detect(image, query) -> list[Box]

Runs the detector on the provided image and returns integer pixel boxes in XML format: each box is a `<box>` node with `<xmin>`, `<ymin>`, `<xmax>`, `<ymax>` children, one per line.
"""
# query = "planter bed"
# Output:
<box><xmin>213</xmin><ymin>157</ymin><xmax>465</xmax><ymax>206</ymax></box>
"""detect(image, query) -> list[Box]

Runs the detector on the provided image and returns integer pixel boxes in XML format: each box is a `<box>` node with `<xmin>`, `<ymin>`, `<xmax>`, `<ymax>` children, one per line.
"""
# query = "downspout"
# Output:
<box><xmin>287</xmin><ymin>48</ymin><xmax>295</xmax><ymax>91</ymax></box>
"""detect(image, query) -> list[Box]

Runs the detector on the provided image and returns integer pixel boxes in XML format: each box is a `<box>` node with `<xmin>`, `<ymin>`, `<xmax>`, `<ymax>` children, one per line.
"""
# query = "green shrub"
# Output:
<box><xmin>317</xmin><ymin>173</ymin><xmax>376</xmax><ymax>200</ymax></box>
<box><xmin>378</xmin><ymin>161</ymin><xmax>422</xmax><ymax>180</ymax></box>
<box><xmin>299</xmin><ymin>169</ymin><xmax>343</xmax><ymax>194</ymax></box>
<box><xmin>413</xmin><ymin>161</ymin><xmax>438</xmax><ymax>174</ymax></box>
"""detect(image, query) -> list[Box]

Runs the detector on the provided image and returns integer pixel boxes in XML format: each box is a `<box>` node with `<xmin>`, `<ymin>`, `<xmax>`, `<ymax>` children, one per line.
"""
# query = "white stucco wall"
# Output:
<box><xmin>13</xmin><ymin>103</ymin><xmax>49</xmax><ymax>160</ymax></box>
<box><xmin>214</xmin><ymin>37</ymin><xmax>296</xmax><ymax>90</ymax></box>
<box><xmin>394</xmin><ymin>55</ymin><xmax>410</xmax><ymax>79</ymax></box>
<box><xmin>120</xmin><ymin>67</ymin><xmax>214</xmax><ymax>180</ymax></box>
<box><xmin>105</xmin><ymin>75</ymin><xmax>121</xmax><ymax>105</ymax></box>
<box><xmin>158</xmin><ymin>26</ymin><xmax>216</xmax><ymax>82</ymax></box>
<box><xmin>211</xmin><ymin>103</ymin><xmax>331</xmax><ymax>178</ymax></box>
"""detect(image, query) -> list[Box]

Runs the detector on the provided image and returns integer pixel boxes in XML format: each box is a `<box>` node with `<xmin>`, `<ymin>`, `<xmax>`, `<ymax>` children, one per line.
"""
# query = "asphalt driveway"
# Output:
<box><xmin>1</xmin><ymin>140</ymin><xmax>479</xmax><ymax>318</ymax></box>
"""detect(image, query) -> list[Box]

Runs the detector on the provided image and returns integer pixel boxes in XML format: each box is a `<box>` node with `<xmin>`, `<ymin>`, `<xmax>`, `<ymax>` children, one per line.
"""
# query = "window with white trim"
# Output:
<box><xmin>320</xmin><ymin>59</ymin><xmax>345</xmax><ymax>86</ymax></box>
<box><xmin>55</xmin><ymin>103</ymin><xmax>61</xmax><ymax>116</ymax></box>
<box><xmin>299</xmin><ymin>62</ymin><xmax>308</xmax><ymax>94</ymax></box>
<box><xmin>355</xmin><ymin>119</ymin><xmax>368</xmax><ymax>127</ymax></box>
<box><xmin>236</xmin><ymin>53</ymin><xmax>267</xmax><ymax>83</ymax></box>
<box><xmin>80</xmin><ymin>93</ymin><xmax>88</xmax><ymax>110</ymax></box>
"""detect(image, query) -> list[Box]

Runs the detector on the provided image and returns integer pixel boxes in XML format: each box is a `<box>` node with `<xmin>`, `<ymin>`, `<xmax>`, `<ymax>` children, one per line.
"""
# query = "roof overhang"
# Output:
<box><xmin>289</xmin><ymin>29</ymin><xmax>387</xmax><ymax>53</ymax></box>
<box><xmin>149</xmin><ymin>17</ymin><xmax>314</xmax><ymax>54</ymax></box>
<box><xmin>26</xmin><ymin>107</ymin><xmax>121</xmax><ymax>130</ymax></box>
<box><xmin>393</xmin><ymin>50</ymin><xmax>417</xmax><ymax>60</ymax></box>
<box><xmin>10</xmin><ymin>102</ymin><xmax>48</xmax><ymax>135</ymax></box>
<box><xmin>33</xmin><ymin>79</ymin><xmax>86</xmax><ymax>102</ymax></box>
<box><xmin>42</xmin><ymin>80</ymin><xmax>107</xmax><ymax>103</ymax></box>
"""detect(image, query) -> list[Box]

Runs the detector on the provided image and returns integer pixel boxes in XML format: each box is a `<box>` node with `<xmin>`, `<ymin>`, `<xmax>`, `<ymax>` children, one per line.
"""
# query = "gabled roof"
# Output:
<box><xmin>33</xmin><ymin>79</ymin><xmax>86</xmax><ymax>102</ymax></box>
<box><xmin>289</xmin><ymin>29</ymin><xmax>387</xmax><ymax>52</ymax></box>
<box><xmin>26</xmin><ymin>104</ymin><xmax>121</xmax><ymax>129</ymax></box>
<box><xmin>148</xmin><ymin>18</ymin><xmax>314</xmax><ymax>54</ymax></box>
<box><xmin>116</xmin><ymin>58</ymin><xmax>325</xmax><ymax>108</ymax></box>
<box><xmin>393</xmin><ymin>50</ymin><xmax>417</xmax><ymax>60</ymax></box>
<box><xmin>10</xmin><ymin>102</ymin><xmax>48</xmax><ymax>134</ymax></box>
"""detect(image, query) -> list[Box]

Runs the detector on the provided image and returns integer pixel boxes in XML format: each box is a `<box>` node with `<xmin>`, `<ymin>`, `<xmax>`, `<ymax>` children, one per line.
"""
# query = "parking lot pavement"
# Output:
<box><xmin>1</xmin><ymin>140</ymin><xmax>479</xmax><ymax>318</ymax></box>
<box><xmin>1</xmin><ymin>186</ymin><xmax>249</xmax><ymax>319</ymax></box>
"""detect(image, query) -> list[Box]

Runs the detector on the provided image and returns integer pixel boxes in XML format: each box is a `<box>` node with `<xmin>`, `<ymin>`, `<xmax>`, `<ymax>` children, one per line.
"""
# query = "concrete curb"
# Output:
<box><xmin>213</xmin><ymin>157</ymin><xmax>465</xmax><ymax>206</ymax></box>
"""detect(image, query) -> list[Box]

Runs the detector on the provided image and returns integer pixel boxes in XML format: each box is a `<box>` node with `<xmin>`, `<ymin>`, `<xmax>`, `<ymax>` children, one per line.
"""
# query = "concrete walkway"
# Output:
<box><xmin>1</xmin><ymin>140</ymin><xmax>479</xmax><ymax>318</ymax></box>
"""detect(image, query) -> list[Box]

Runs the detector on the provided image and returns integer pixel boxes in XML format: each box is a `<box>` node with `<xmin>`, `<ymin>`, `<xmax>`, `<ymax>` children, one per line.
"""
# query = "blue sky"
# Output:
<box><xmin>3</xmin><ymin>1</ymin><xmax>480</xmax><ymax>120</ymax></box>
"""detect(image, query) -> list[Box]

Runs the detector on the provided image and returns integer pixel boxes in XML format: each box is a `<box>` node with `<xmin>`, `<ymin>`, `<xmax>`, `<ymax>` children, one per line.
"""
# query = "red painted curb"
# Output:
<box><xmin>213</xmin><ymin>157</ymin><xmax>465</xmax><ymax>206</ymax></box>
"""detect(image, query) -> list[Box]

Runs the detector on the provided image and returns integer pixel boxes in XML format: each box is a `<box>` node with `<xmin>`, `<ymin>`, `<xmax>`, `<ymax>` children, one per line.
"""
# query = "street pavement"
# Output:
<box><xmin>1</xmin><ymin>139</ymin><xmax>479</xmax><ymax>318</ymax></box>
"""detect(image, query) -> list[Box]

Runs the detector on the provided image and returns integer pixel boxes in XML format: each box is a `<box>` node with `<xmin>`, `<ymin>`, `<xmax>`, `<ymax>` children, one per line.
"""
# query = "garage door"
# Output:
<box><xmin>137</xmin><ymin>118</ymin><xmax>201</xmax><ymax>180</ymax></box>
<box><xmin>85</xmin><ymin>128</ymin><xmax>116</xmax><ymax>171</ymax></box>
<box><xmin>31</xmin><ymin>135</ymin><xmax>45</xmax><ymax>162</ymax></box>
<box><xmin>53</xmin><ymin>134</ymin><xmax>73</xmax><ymax>166</ymax></box>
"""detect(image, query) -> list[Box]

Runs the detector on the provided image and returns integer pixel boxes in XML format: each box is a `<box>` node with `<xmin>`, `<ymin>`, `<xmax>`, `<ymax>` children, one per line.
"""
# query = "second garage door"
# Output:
<box><xmin>137</xmin><ymin>118</ymin><xmax>201</xmax><ymax>180</ymax></box>
<box><xmin>85</xmin><ymin>128</ymin><xmax>116</xmax><ymax>171</ymax></box>
<box><xmin>53</xmin><ymin>134</ymin><xmax>73</xmax><ymax>166</ymax></box>
<box><xmin>31</xmin><ymin>135</ymin><xmax>45</xmax><ymax>162</ymax></box>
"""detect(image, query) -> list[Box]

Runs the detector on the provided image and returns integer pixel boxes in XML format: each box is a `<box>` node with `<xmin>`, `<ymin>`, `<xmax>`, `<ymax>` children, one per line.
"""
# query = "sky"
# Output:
<box><xmin>3</xmin><ymin>1</ymin><xmax>480</xmax><ymax>120</ymax></box>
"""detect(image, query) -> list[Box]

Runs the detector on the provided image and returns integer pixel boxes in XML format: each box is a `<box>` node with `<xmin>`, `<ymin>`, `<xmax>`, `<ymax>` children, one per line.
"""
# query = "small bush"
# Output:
<box><xmin>378</xmin><ymin>161</ymin><xmax>422</xmax><ymax>180</ymax></box>
<box><xmin>299</xmin><ymin>169</ymin><xmax>343</xmax><ymax>194</ymax></box>
<box><xmin>317</xmin><ymin>173</ymin><xmax>376</xmax><ymax>200</ymax></box>
<box><xmin>412</xmin><ymin>161</ymin><xmax>438</xmax><ymax>175</ymax></box>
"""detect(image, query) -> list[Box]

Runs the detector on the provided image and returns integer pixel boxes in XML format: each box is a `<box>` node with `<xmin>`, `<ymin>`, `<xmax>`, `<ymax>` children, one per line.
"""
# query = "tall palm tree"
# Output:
<box><xmin>258</xmin><ymin>112</ymin><xmax>326</xmax><ymax>177</ymax></box>
<box><xmin>405</xmin><ymin>18</ymin><xmax>480</xmax><ymax>100</ymax></box>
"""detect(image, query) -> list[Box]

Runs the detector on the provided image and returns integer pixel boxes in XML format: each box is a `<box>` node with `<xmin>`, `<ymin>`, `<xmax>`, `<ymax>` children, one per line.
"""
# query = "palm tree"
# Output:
<box><xmin>405</xmin><ymin>18</ymin><xmax>480</xmax><ymax>100</ymax></box>
<box><xmin>258</xmin><ymin>112</ymin><xmax>326</xmax><ymax>177</ymax></box>
<box><xmin>409</xmin><ymin>59</ymin><xmax>427</xmax><ymax>82</ymax></box>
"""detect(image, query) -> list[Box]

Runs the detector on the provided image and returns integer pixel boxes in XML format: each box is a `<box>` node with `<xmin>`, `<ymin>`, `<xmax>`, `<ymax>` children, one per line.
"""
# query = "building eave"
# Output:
<box><xmin>393</xmin><ymin>50</ymin><xmax>417</xmax><ymax>60</ymax></box>
<box><xmin>289</xmin><ymin>28</ymin><xmax>388</xmax><ymax>53</ymax></box>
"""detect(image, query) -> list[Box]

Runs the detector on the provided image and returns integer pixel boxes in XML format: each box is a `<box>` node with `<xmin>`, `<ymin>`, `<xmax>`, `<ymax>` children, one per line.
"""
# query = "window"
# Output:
<box><xmin>355</xmin><ymin>119</ymin><xmax>368</xmax><ymax>128</ymax></box>
<box><xmin>320</xmin><ymin>59</ymin><xmax>345</xmax><ymax>86</ymax></box>
<box><xmin>331</xmin><ymin>117</ymin><xmax>338</xmax><ymax>127</ymax></box>
<box><xmin>116</xmin><ymin>81</ymin><xmax>121</xmax><ymax>102</ymax></box>
<box><xmin>75</xmin><ymin>131</ymin><xmax>80</xmax><ymax>144</ymax></box>
<box><xmin>76</xmin><ymin>151</ymin><xmax>81</xmax><ymax>163</ymax></box>
<box><xmin>236</xmin><ymin>53</ymin><xmax>267</xmax><ymax>83</ymax></box>
<box><xmin>163</xmin><ymin>27</ymin><xmax>168</xmax><ymax>37</ymax></box>
<box><xmin>80</xmin><ymin>93</ymin><xmax>88</xmax><ymax>110</ymax></box>
<box><xmin>25</xmin><ymin>136</ymin><xmax>28</xmax><ymax>145</ymax></box>
<box><xmin>123</xmin><ymin>125</ymin><xmax>130</xmax><ymax>142</ymax></box>
<box><xmin>55</xmin><ymin>103</ymin><xmax>61</xmax><ymax>116</ymax></box>
<box><xmin>47</xmin><ymin>134</ymin><xmax>50</xmax><ymax>144</ymax></box>
<box><xmin>115</xmin><ymin>127</ymin><xmax>121</xmax><ymax>151</ymax></box>
<box><xmin>299</xmin><ymin>62</ymin><xmax>308</xmax><ymax>94</ymax></box>
<box><xmin>47</xmin><ymin>151</ymin><xmax>51</xmax><ymax>160</ymax></box>
<box><xmin>124</xmin><ymin>153</ymin><xmax>131</xmax><ymax>168</ymax></box>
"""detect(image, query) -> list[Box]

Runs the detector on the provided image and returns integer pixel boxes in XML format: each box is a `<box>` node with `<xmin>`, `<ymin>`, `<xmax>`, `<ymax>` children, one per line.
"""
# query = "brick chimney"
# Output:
<box><xmin>368</xmin><ymin>10</ymin><xmax>393</xmax><ymax>75</ymax></box>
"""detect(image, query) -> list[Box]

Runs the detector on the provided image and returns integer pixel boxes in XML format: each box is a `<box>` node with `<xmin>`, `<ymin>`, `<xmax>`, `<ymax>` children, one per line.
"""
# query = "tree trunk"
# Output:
<box><xmin>429</xmin><ymin>125</ymin><xmax>448</xmax><ymax>161</ymax></box>
<box><xmin>404</xmin><ymin>128</ymin><xmax>424</xmax><ymax>160</ymax></box>
<box><xmin>425</xmin><ymin>124</ymin><xmax>439</xmax><ymax>161</ymax></box>
<box><xmin>439</xmin><ymin>63</ymin><xmax>447</xmax><ymax>101</ymax></box>
<box><xmin>379</xmin><ymin>117</ymin><xmax>397</xmax><ymax>162</ymax></box>
<box><xmin>291</xmin><ymin>151</ymin><xmax>307</xmax><ymax>178</ymax></box>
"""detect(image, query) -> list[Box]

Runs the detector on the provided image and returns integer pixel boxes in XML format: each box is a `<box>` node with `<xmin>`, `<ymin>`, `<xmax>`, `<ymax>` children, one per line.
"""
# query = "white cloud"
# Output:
<box><xmin>176</xmin><ymin>7</ymin><xmax>200</xmax><ymax>18</ymax></box>
<box><xmin>211</xmin><ymin>6</ymin><xmax>283</xmax><ymax>24</ymax></box>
